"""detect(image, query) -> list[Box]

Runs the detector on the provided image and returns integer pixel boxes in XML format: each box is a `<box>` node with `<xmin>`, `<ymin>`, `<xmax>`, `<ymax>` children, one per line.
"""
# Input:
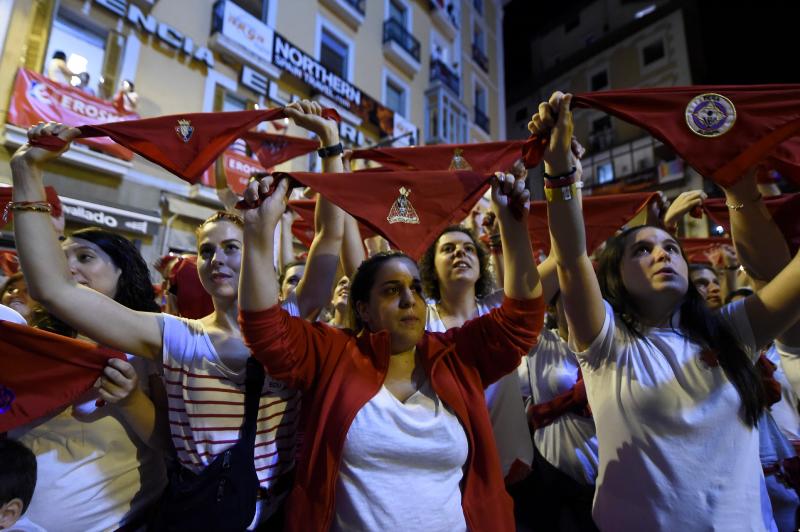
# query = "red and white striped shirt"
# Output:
<box><xmin>161</xmin><ymin>304</ymin><xmax>300</xmax><ymax>502</ymax></box>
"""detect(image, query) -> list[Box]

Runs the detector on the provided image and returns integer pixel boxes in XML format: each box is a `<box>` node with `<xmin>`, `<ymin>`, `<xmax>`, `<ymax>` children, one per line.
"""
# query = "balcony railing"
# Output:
<box><xmin>472</xmin><ymin>43</ymin><xmax>489</xmax><ymax>72</ymax></box>
<box><xmin>383</xmin><ymin>19</ymin><xmax>421</xmax><ymax>62</ymax></box>
<box><xmin>430</xmin><ymin>58</ymin><xmax>460</xmax><ymax>96</ymax></box>
<box><xmin>474</xmin><ymin>106</ymin><xmax>490</xmax><ymax>133</ymax></box>
<box><xmin>342</xmin><ymin>0</ymin><xmax>365</xmax><ymax>14</ymax></box>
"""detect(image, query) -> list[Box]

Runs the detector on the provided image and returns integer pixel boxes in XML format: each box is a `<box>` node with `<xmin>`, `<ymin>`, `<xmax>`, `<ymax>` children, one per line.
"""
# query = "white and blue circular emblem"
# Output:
<box><xmin>685</xmin><ymin>93</ymin><xmax>736</xmax><ymax>137</ymax></box>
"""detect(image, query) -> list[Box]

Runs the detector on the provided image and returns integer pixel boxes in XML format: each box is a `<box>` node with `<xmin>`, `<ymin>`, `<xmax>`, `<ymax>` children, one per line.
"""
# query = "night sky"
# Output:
<box><xmin>503</xmin><ymin>0</ymin><xmax>800</xmax><ymax>91</ymax></box>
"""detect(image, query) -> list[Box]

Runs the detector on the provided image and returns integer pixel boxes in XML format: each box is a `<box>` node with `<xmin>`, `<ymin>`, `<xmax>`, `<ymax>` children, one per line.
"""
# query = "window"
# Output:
<box><xmin>474</xmin><ymin>84</ymin><xmax>487</xmax><ymax>113</ymax></box>
<box><xmin>385</xmin><ymin>78</ymin><xmax>407</xmax><ymax>117</ymax></box>
<box><xmin>233</xmin><ymin>0</ymin><xmax>269</xmax><ymax>22</ymax></box>
<box><xmin>474</xmin><ymin>23</ymin><xmax>485</xmax><ymax>53</ymax></box>
<box><xmin>388</xmin><ymin>0</ymin><xmax>408</xmax><ymax>26</ymax></box>
<box><xmin>596</xmin><ymin>161</ymin><xmax>614</xmax><ymax>184</ymax></box>
<box><xmin>45</xmin><ymin>10</ymin><xmax>107</xmax><ymax>93</ymax></box>
<box><xmin>642</xmin><ymin>40</ymin><xmax>665</xmax><ymax>66</ymax></box>
<box><xmin>590</xmin><ymin>70</ymin><xmax>608</xmax><ymax>91</ymax></box>
<box><xmin>320</xmin><ymin>27</ymin><xmax>349</xmax><ymax>79</ymax></box>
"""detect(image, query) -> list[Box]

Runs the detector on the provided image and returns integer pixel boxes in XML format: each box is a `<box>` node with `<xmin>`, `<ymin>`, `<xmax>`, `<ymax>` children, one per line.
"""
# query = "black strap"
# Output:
<box><xmin>242</xmin><ymin>358</ymin><xmax>265</xmax><ymax>447</ymax></box>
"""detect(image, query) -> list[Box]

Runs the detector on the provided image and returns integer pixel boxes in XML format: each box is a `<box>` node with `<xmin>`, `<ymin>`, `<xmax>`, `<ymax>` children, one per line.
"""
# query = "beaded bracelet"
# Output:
<box><xmin>3</xmin><ymin>201</ymin><xmax>52</xmax><ymax>222</ymax></box>
<box><xmin>726</xmin><ymin>193</ymin><xmax>762</xmax><ymax>211</ymax></box>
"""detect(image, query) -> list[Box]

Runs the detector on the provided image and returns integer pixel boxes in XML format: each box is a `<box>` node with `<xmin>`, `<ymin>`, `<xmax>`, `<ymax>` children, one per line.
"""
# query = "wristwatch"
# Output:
<box><xmin>317</xmin><ymin>142</ymin><xmax>344</xmax><ymax>159</ymax></box>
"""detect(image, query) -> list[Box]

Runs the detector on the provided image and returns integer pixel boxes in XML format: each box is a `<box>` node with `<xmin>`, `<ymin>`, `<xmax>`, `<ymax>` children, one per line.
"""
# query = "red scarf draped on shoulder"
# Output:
<box><xmin>0</xmin><ymin>321</ymin><xmax>125</xmax><ymax>432</ymax></box>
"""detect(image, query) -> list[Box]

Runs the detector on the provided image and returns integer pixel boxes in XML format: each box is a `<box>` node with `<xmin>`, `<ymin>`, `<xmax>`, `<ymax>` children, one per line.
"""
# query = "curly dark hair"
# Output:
<box><xmin>69</xmin><ymin>228</ymin><xmax>159</xmax><ymax>313</ymax></box>
<box><xmin>597</xmin><ymin>224</ymin><xmax>765</xmax><ymax>427</ymax></box>
<box><xmin>418</xmin><ymin>225</ymin><xmax>493</xmax><ymax>302</ymax></box>
<box><xmin>349</xmin><ymin>251</ymin><xmax>415</xmax><ymax>330</ymax></box>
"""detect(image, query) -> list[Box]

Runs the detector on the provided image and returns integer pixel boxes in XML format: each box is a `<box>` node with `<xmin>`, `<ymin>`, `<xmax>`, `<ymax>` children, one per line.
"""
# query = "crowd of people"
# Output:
<box><xmin>1</xmin><ymin>92</ymin><xmax>800</xmax><ymax>532</ymax></box>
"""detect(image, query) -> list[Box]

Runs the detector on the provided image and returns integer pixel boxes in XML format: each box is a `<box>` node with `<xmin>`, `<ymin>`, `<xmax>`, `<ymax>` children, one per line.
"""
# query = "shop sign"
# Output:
<box><xmin>7</xmin><ymin>68</ymin><xmax>136</xmax><ymax>160</ymax></box>
<box><xmin>95</xmin><ymin>0</ymin><xmax>215</xmax><ymax>68</ymax></box>
<box><xmin>222</xmin><ymin>150</ymin><xmax>266</xmax><ymax>195</ymax></box>
<box><xmin>61</xmin><ymin>197</ymin><xmax>161</xmax><ymax>236</ymax></box>
<box><xmin>272</xmin><ymin>33</ymin><xmax>394</xmax><ymax>137</ymax></box>
<box><xmin>209</xmin><ymin>0</ymin><xmax>274</xmax><ymax>71</ymax></box>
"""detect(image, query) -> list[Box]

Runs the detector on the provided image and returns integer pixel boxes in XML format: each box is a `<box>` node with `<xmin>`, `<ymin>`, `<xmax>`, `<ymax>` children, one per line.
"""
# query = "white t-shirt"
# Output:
<box><xmin>12</xmin><ymin>355</ymin><xmax>167</xmax><ymax>532</ymax></box>
<box><xmin>574</xmin><ymin>299</ymin><xmax>771</xmax><ymax>532</ymax></box>
<box><xmin>332</xmin><ymin>380</ymin><xmax>468</xmax><ymax>532</ymax></box>
<box><xmin>6</xmin><ymin>516</ymin><xmax>47</xmax><ymax>532</ymax></box>
<box><xmin>764</xmin><ymin>345</ymin><xmax>800</xmax><ymax>440</ymax></box>
<box><xmin>161</xmin><ymin>296</ymin><xmax>301</xmax><ymax>524</ymax></box>
<box><xmin>520</xmin><ymin>327</ymin><xmax>599</xmax><ymax>485</ymax></box>
<box><xmin>0</xmin><ymin>303</ymin><xmax>26</xmax><ymax>324</ymax></box>
<box><xmin>426</xmin><ymin>290</ymin><xmax>533</xmax><ymax>475</ymax></box>
<box><xmin>46</xmin><ymin>58</ymin><xmax>71</xmax><ymax>85</ymax></box>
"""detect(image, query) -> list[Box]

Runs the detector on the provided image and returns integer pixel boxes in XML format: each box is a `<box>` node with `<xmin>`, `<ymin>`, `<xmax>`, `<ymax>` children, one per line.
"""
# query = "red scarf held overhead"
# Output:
<box><xmin>28</xmin><ymin>108</ymin><xmax>341</xmax><ymax>183</ymax></box>
<box><xmin>351</xmin><ymin>141</ymin><xmax>526</xmax><ymax>173</ymax></box>
<box><xmin>702</xmin><ymin>193</ymin><xmax>800</xmax><ymax>254</ymax></box>
<box><xmin>0</xmin><ymin>321</ymin><xmax>126</xmax><ymax>432</ymax></box>
<box><xmin>240</xmin><ymin>131</ymin><xmax>320</xmax><ymax>170</ymax></box>
<box><xmin>1</xmin><ymin>186</ymin><xmax>63</xmax><ymax>223</ymax></box>
<box><xmin>680</xmin><ymin>237</ymin><xmax>733</xmax><ymax>265</ymax></box>
<box><xmin>527</xmin><ymin>192</ymin><xmax>659</xmax><ymax>255</ymax></box>
<box><xmin>265</xmin><ymin>170</ymin><xmax>493</xmax><ymax>261</ymax></box>
<box><xmin>522</xmin><ymin>85</ymin><xmax>800</xmax><ymax>186</ymax></box>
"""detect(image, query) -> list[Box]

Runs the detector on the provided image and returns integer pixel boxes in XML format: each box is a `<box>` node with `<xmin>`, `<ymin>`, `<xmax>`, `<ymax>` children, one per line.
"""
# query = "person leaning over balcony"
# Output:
<box><xmin>238</xmin><ymin>170</ymin><xmax>545</xmax><ymax>531</ymax></box>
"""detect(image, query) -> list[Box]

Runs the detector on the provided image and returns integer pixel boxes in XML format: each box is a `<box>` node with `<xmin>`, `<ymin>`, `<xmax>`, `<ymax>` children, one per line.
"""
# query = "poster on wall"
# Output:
<box><xmin>7</xmin><ymin>68</ymin><xmax>137</xmax><ymax>160</ymax></box>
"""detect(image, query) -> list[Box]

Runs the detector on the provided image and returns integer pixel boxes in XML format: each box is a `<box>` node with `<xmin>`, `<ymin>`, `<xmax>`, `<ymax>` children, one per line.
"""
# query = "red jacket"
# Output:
<box><xmin>240</xmin><ymin>295</ymin><xmax>543</xmax><ymax>532</ymax></box>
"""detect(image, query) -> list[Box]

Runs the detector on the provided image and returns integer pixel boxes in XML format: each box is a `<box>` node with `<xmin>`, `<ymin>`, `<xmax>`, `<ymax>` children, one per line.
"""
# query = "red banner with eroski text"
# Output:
<box><xmin>7</xmin><ymin>68</ymin><xmax>137</xmax><ymax>160</ymax></box>
<box><xmin>222</xmin><ymin>150</ymin><xmax>267</xmax><ymax>195</ymax></box>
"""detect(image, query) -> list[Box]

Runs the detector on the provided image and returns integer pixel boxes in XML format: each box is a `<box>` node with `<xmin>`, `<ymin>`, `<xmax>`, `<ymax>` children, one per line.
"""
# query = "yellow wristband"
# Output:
<box><xmin>544</xmin><ymin>183</ymin><xmax>577</xmax><ymax>202</ymax></box>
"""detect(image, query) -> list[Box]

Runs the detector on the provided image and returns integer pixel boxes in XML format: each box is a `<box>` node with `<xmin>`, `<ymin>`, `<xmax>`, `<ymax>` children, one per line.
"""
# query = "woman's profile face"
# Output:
<box><xmin>62</xmin><ymin>237</ymin><xmax>122</xmax><ymax>299</ymax></box>
<box><xmin>619</xmin><ymin>227</ymin><xmax>688</xmax><ymax>306</ymax></box>
<box><xmin>433</xmin><ymin>231</ymin><xmax>480</xmax><ymax>290</ymax></box>
<box><xmin>196</xmin><ymin>221</ymin><xmax>243</xmax><ymax>301</ymax></box>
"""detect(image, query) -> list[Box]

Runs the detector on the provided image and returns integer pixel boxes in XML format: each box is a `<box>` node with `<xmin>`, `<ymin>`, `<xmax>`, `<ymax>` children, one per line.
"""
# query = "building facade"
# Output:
<box><xmin>0</xmin><ymin>0</ymin><xmax>507</xmax><ymax>272</ymax></box>
<box><xmin>505</xmin><ymin>0</ymin><xmax>710</xmax><ymax>235</ymax></box>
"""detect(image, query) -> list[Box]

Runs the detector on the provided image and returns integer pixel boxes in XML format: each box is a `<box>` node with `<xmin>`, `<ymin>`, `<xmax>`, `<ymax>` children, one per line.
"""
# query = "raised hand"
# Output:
<box><xmin>528</xmin><ymin>92</ymin><xmax>575</xmax><ymax>175</ymax></box>
<box><xmin>12</xmin><ymin>121</ymin><xmax>81</xmax><ymax>169</ymax></box>
<box><xmin>663</xmin><ymin>189</ymin><xmax>707</xmax><ymax>228</ymax></box>
<box><xmin>241</xmin><ymin>175</ymin><xmax>290</xmax><ymax>246</ymax></box>
<box><xmin>491</xmin><ymin>172</ymin><xmax>530</xmax><ymax>219</ymax></box>
<box><xmin>283</xmin><ymin>100</ymin><xmax>339</xmax><ymax>146</ymax></box>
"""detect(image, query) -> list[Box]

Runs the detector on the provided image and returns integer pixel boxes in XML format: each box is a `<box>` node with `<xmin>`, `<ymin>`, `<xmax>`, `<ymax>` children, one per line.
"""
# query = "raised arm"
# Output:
<box><xmin>530</xmin><ymin>93</ymin><xmax>605</xmax><ymax>351</ymax></box>
<box><xmin>284</xmin><ymin>101</ymin><xmax>346</xmax><ymax>318</ymax></box>
<box><xmin>491</xmin><ymin>173</ymin><xmax>542</xmax><ymax>301</ymax></box>
<box><xmin>10</xmin><ymin>123</ymin><xmax>162</xmax><ymax>359</ymax></box>
<box><xmin>340</xmin><ymin>148</ymin><xmax>366</xmax><ymax>278</ymax></box>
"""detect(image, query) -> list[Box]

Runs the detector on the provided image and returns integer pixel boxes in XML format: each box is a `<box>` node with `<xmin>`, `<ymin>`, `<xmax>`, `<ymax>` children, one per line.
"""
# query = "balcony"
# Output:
<box><xmin>319</xmin><ymin>0</ymin><xmax>365</xmax><ymax>28</ymax></box>
<box><xmin>425</xmin><ymin>85</ymin><xmax>468</xmax><ymax>144</ymax></box>
<box><xmin>472</xmin><ymin>43</ymin><xmax>489</xmax><ymax>73</ymax></box>
<box><xmin>382</xmin><ymin>19</ymin><xmax>421</xmax><ymax>76</ymax></box>
<box><xmin>474</xmin><ymin>106</ymin><xmax>490</xmax><ymax>134</ymax></box>
<box><xmin>430</xmin><ymin>58</ymin><xmax>460</xmax><ymax>96</ymax></box>
<box><xmin>429</xmin><ymin>0</ymin><xmax>459</xmax><ymax>40</ymax></box>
